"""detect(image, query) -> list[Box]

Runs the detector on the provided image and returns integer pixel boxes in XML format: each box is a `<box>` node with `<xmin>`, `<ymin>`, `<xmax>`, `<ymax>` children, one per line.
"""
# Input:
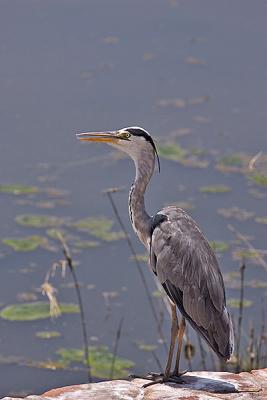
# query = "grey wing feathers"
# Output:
<box><xmin>150</xmin><ymin>206</ymin><xmax>234</xmax><ymax>360</ymax></box>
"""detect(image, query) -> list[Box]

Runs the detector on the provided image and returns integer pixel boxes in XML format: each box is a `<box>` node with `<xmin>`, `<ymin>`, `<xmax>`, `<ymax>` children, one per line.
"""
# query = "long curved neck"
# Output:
<box><xmin>128</xmin><ymin>150</ymin><xmax>155</xmax><ymax>248</ymax></box>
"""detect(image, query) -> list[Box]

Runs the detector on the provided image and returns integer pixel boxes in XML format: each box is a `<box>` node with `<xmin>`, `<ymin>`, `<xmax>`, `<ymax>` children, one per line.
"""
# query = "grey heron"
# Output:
<box><xmin>77</xmin><ymin>126</ymin><xmax>234</xmax><ymax>385</ymax></box>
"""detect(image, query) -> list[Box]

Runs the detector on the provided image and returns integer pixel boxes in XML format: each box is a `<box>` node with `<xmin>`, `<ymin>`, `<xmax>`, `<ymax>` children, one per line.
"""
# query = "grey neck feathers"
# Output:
<box><xmin>128</xmin><ymin>149</ymin><xmax>155</xmax><ymax>248</ymax></box>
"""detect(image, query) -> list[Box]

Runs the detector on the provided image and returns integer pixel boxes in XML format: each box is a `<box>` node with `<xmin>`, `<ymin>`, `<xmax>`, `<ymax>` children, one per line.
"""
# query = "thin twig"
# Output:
<box><xmin>247</xmin><ymin>321</ymin><xmax>255</xmax><ymax>371</ymax></box>
<box><xmin>256</xmin><ymin>300</ymin><xmax>266</xmax><ymax>369</ymax></box>
<box><xmin>105</xmin><ymin>188</ymin><xmax>168</xmax><ymax>352</ymax></box>
<box><xmin>57</xmin><ymin>232</ymin><xmax>92</xmax><ymax>383</ymax></box>
<box><xmin>236</xmin><ymin>261</ymin><xmax>245</xmax><ymax>373</ymax></box>
<box><xmin>110</xmin><ymin>317</ymin><xmax>124</xmax><ymax>380</ymax></box>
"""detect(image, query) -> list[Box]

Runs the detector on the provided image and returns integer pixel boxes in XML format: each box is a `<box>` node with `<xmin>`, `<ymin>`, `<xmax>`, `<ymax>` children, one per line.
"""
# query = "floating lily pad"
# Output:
<box><xmin>136</xmin><ymin>341</ymin><xmax>157</xmax><ymax>352</ymax></box>
<box><xmin>157</xmin><ymin>144</ymin><xmax>187</xmax><ymax>162</ymax></box>
<box><xmin>72</xmin><ymin>217</ymin><xmax>125</xmax><ymax>241</ymax></box>
<box><xmin>152</xmin><ymin>290</ymin><xmax>165</xmax><ymax>298</ymax></box>
<box><xmin>167</xmin><ymin>201</ymin><xmax>195</xmax><ymax>211</ymax></box>
<box><xmin>255</xmin><ymin>217</ymin><xmax>267</xmax><ymax>225</ymax></box>
<box><xmin>0</xmin><ymin>302</ymin><xmax>79</xmax><ymax>321</ymax></box>
<box><xmin>74</xmin><ymin>240</ymin><xmax>100</xmax><ymax>249</ymax></box>
<box><xmin>158</xmin><ymin>143</ymin><xmax>208</xmax><ymax>168</ymax></box>
<box><xmin>3</xmin><ymin>236</ymin><xmax>46</xmax><ymax>252</ymax></box>
<box><xmin>246</xmin><ymin>279</ymin><xmax>267</xmax><ymax>289</ymax></box>
<box><xmin>0</xmin><ymin>184</ymin><xmax>39</xmax><ymax>195</ymax></box>
<box><xmin>227</xmin><ymin>298</ymin><xmax>253</xmax><ymax>308</ymax></box>
<box><xmin>130</xmin><ymin>254</ymin><xmax>147</xmax><ymax>263</ymax></box>
<box><xmin>35</xmin><ymin>331</ymin><xmax>61</xmax><ymax>339</ymax></box>
<box><xmin>217</xmin><ymin>207</ymin><xmax>254</xmax><ymax>221</ymax></box>
<box><xmin>56</xmin><ymin>346</ymin><xmax>134</xmax><ymax>379</ymax></box>
<box><xmin>209</xmin><ymin>241</ymin><xmax>229</xmax><ymax>253</ymax></box>
<box><xmin>223</xmin><ymin>271</ymin><xmax>240</xmax><ymax>289</ymax></box>
<box><xmin>218</xmin><ymin>154</ymin><xmax>245</xmax><ymax>167</ymax></box>
<box><xmin>200</xmin><ymin>185</ymin><xmax>231</xmax><ymax>194</ymax></box>
<box><xmin>46</xmin><ymin>228</ymin><xmax>66</xmax><ymax>239</ymax></box>
<box><xmin>232</xmin><ymin>249</ymin><xmax>260</xmax><ymax>264</ymax></box>
<box><xmin>216</xmin><ymin>154</ymin><xmax>249</xmax><ymax>174</ymax></box>
<box><xmin>16</xmin><ymin>214</ymin><xmax>65</xmax><ymax>228</ymax></box>
<box><xmin>249</xmin><ymin>173</ymin><xmax>267</xmax><ymax>187</ymax></box>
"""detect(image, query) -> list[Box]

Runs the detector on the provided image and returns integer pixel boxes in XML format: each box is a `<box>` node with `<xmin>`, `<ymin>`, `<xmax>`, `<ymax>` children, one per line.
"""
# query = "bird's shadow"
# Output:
<box><xmin>166</xmin><ymin>374</ymin><xmax>237</xmax><ymax>394</ymax></box>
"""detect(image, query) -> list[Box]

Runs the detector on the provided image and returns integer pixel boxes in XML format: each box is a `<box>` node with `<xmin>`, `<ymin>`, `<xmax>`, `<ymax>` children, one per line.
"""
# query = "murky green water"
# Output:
<box><xmin>0</xmin><ymin>0</ymin><xmax>267</xmax><ymax>396</ymax></box>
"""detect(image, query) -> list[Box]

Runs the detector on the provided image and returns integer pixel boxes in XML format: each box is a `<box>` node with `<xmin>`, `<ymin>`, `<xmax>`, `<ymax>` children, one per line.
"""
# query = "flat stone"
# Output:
<box><xmin>2</xmin><ymin>369</ymin><xmax>267</xmax><ymax>400</ymax></box>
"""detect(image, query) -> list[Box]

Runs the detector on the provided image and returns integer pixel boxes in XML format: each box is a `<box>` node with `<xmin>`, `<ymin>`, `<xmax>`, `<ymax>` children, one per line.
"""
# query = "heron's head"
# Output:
<box><xmin>76</xmin><ymin>126</ymin><xmax>160</xmax><ymax>171</ymax></box>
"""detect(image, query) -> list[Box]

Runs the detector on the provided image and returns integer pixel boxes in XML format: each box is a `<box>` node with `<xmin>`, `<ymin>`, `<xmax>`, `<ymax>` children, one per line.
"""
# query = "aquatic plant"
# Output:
<box><xmin>0</xmin><ymin>302</ymin><xmax>79</xmax><ymax>321</ymax></box>
<box><xmin>0</xmin><ymin>184</ymin><xmax>39</xmax><ymax>195</ymax></box>
<box><xmin>3</xmin><ymin>236</ymin><xmax>46</xmax><ymax>252</ymax></box>
<box><xmin>200</xmin><ymin>185</ymin><xmax>231</xmax><ymax>194</ymax></box>
<box><xmin>16</xmin><ymin>214</ymin><xmax>65</xmax><ymax>228</ymax></box>
<box><xmin>227</xmin><ymin>298</ymin><xmax>253</xmax><ymax>308</ymax></box>
<box><xmin>56</xmin><ymin>346</ymin><xmax>134</xmax><ymax>379</ymax></box>
<box><xmin>72</xmin><ymin>216</ymin><xmax>125</xmax><ymax>241</ymax></box>
<box><xmin>35</xmin><ymin>331</ymin><xmax>61</xmax><ymax>339</ymax></box>
<box><xmin>209</xmin><ymin>241</ymin><xmax>229</xmax><ymax>253</ymax></box>
<box><xmin>249</xmin><ymin>173</ymin><xmax>267</xmax><ymax>187</ymax></box>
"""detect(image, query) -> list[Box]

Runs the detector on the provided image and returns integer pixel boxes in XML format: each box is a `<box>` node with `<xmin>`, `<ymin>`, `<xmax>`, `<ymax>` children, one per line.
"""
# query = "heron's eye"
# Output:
<box><xmin>118</xmin><ymin>131</ymin><xmax>131</xmax><ymax>140</ymax></box>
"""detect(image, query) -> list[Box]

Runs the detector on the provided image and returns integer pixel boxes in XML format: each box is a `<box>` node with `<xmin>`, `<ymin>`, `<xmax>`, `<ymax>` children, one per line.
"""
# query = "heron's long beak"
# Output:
<box><xmin>76</xmin><ymin>131</ymin><xmax>118</xmax><ymax>143</ymax></box>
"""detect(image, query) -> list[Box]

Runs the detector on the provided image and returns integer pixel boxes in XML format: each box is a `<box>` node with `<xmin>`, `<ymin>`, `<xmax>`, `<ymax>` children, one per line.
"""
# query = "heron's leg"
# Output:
<box><xmin>173</xmin><ymin>316</ymin><xmax>186</xmax><ymax>376</ymax></box>
<box><xmin>163</xmin><ymin>302</ymin><xmax>179</xmax><ymax>379</ymax></box>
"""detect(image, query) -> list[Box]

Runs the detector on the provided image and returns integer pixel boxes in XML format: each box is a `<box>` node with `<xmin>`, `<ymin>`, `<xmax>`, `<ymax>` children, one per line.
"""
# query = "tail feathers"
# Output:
<box><xmin>163</xmin><ymin>279</ymin><xmax>234</xmax><ymax>360</ymax></box>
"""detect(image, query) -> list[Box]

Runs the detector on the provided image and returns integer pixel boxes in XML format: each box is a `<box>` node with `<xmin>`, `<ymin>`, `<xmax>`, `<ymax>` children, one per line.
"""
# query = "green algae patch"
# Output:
<box><xmin>72</xmin><ymin>217</ymin><xmax>125</xmax><ymax>241</ymax></box>
<box><xmin>3</xmin><ymin>236</ymin><xmax>46</xmax><ymax>252</ymax></box>
<box><xmin>0</xmin><ymin>302</ymin><xmax>79</xmax><ymax>321</ymax></box>
<box><xmin>46</xmin><ymin>228</ymin><xmax>66</xmax><ymax>239</ymax></box>
<box><xmin>136</xmin><ymin>341</ymin><xmax>157</xmax><ymax>352</ymax></box>
<box><xmin>249</xmin><ymin>173</ymin><xmax>267</xmax><ymax>187</ymax></box>
<box><xmin>227</xmin><ymin>298</ymin><xmax>253</xmax><ymax>308</ymax></box>
<box><xmin>158</xmin><ymin>143</ymin><xmax>187</xmax><ymax>162</ymax></box>
<box><xmin>16</xmin><ymin>214</ymin><xmax>65</xmax><ymax>228</ymax></box>
<box><xmin>56</xmin><ymin>346</ymin><xmax>134</xmax><ymax>379</ymax></box>
<box><xmin>158</xmin><ymin>143</ymin><xmax>209</xmax><ymax>168</ymax></box>
<box><xmin>209</xmin><ymin>241</ymin><xmax>229</xmax><ymax>253</ymax></box>
<box><xmin>200</xmin><ymin>185</ymin><xmax>231</xmax><ymax>194</ymax></box>
<box><xmin>35</xmin><ymin>331</ymin><xmax>61</xmax><ymax>339</ymax></box>
<box><xmin>218</xmin><ymin>154</ymin><xmax>245</xmax><ymax>167</ymax></box>
<box><xmin>74</xmin><ymin>240</ymin><xmax>100</xmax><ymax>249</ymax></box>
<box><xmin>232</xmin><ymin>249</ymin><xmax>261</xmax><ymax>264</ymax></box>
<box><xmin>0</xmin><ymin>184</ymin><xmax>39</xmax><ymax>195</ymax></box>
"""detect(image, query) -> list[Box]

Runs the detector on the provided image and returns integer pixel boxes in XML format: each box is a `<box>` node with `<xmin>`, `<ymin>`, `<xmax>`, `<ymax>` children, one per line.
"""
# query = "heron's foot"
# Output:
<box><xmin>141</xmin><ymin>372</ymin><xmax>186</xmax><ymax>388</ymax></box>
<box><xmin>171</xmin><ymin>369</ymin><xmax>188</xmax><ymax>379</ymax></box>
<box><xmin>129</xmin><ymin>372</ymin><xmax>163</xmax><ymax>380</ymax></box>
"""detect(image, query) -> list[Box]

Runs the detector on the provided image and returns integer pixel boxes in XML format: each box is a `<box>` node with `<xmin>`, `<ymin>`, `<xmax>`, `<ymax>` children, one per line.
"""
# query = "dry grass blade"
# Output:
<box><xmin>248</xmin><ymin>151</ymin><xmax>262</xmax><ymax>171</ymax></box>
<box><xmin>41</xmin><ymin>282</ymin><xmax>61</xmax><ymax>318</ymax></box>
<box><xmin>109</xmin><ymin>317</ymin><xmax>124</xmax><ymax>380</ymax></box>
<box><xmin>235</xmin><ymin>262</ymin><xmax>245</xmax><ymax>373</ymax></box>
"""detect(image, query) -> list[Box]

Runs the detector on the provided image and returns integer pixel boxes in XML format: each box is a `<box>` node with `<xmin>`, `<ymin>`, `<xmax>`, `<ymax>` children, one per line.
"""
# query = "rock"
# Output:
<box><xmin>2</xmin><ymin>369</ymin><xmax>267</xmax><ymax>400</ymax></box>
